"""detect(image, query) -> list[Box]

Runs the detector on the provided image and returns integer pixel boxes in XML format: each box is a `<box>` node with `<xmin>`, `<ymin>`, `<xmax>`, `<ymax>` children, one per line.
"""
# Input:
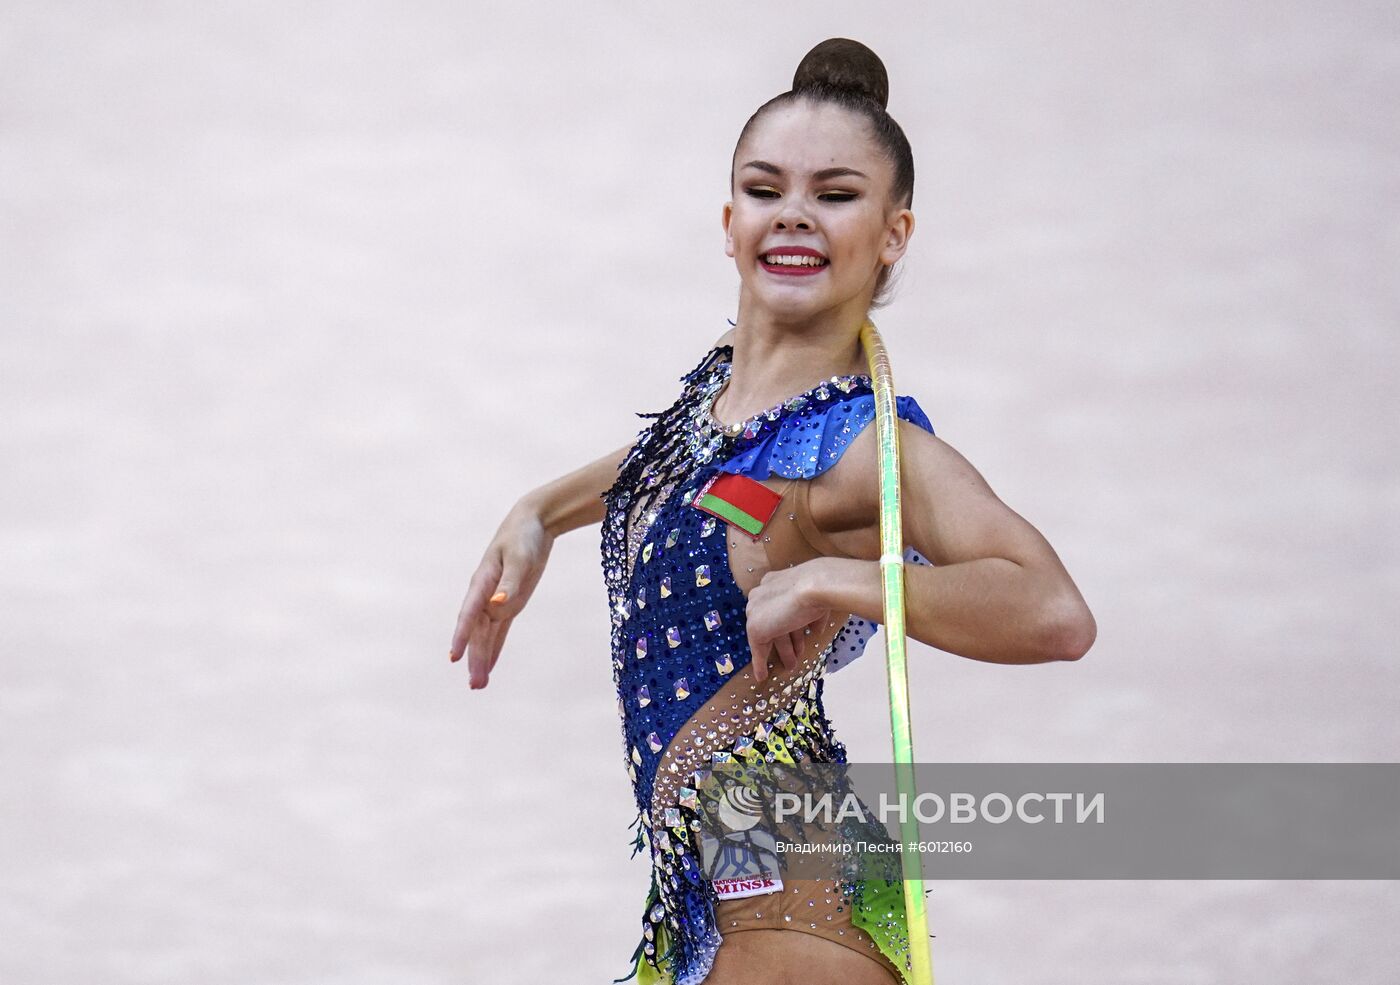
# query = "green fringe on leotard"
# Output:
<box><xmin>849</xmin><ymin>875</ymin><xmax>915</xmax><ymax>984</ymax></box>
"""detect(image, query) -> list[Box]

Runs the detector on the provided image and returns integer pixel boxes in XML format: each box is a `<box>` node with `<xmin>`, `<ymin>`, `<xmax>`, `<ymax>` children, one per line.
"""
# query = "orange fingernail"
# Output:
<box><xmin>490</xmin><ymin>591</ymin><xmax>508</xmax><ymax>603</ymax></box>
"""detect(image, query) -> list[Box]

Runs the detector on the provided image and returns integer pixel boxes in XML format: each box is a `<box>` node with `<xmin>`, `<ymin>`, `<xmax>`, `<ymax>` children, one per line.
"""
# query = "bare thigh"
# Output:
<box><xmin>703</xmin><ymin>929</ymin><xmax>900</xmax><ymax>985</ymax></box>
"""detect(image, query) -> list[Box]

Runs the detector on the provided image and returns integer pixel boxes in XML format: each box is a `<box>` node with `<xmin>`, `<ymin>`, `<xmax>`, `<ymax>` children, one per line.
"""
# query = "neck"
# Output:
<box><xmin>716</xmin><ymin>294</ymin><xmax>872</xmax><ymax>423</ymax></box>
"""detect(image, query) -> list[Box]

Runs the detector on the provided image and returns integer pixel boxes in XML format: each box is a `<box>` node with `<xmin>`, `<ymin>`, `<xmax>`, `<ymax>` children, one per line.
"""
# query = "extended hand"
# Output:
<box><xmin>449</xmin><ymin>503</ymin><xmax>554</xmax><ymax>688</ymax></box>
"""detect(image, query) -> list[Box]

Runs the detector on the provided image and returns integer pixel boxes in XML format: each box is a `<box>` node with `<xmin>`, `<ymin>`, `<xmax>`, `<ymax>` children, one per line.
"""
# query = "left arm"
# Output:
<box><xmin>745</xmin><ymin>421</ymin><xmax>1096</xmax><ymax>674</ymax></box>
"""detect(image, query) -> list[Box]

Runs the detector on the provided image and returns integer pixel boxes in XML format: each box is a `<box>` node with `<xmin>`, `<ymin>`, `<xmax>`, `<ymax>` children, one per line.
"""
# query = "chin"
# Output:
<box><xmin>758</xmin><ymin>284</ymin><xmax>862</xmax><ymax>317</ymax></box>
<box><xmin>751</xmin><ymin>291</ymin><xmax>824</xmax><ymax>320</ymax></box>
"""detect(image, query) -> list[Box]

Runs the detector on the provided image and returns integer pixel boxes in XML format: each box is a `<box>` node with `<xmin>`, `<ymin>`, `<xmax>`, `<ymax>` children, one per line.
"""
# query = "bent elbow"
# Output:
<box><xmin>1040</xmin><ymin>598</ymin><xmax>1097</xmax><ymax>662</ymax></box>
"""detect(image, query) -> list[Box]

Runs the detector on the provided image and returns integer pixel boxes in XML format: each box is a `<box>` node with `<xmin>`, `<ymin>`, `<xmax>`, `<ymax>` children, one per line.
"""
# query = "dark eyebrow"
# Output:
<box><xmin>740</xmin><ymin>160</ymin><xmax>869</xmax><ymax>181</ymax></box>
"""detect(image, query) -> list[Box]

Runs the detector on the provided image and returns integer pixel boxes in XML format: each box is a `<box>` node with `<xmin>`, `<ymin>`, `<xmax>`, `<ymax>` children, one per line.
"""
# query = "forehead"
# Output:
<box><xmin>737</xmin><ymin>100</ymin><xmax>887</xmax><ymax>178</ymax></box>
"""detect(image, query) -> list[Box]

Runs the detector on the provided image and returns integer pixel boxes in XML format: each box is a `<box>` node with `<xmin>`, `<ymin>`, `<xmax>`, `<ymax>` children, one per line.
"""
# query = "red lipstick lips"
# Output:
<box><xmin>759</xmin><ymin>246</ymin><xmax>828</xmax><ymax>277</ymax></box>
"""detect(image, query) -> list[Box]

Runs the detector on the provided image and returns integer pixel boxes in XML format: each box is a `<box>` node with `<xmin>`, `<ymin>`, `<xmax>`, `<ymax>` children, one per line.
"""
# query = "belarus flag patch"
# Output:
<box><xmin>692</xmin><ymin>472</ymin><xmax>783</xmax><ymax>540</ymax></box>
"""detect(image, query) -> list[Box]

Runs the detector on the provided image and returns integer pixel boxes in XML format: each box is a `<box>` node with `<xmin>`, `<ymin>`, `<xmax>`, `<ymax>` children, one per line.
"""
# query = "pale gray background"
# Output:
<box><xmin>2</xmin><ymin>2</ymin><xmax>1397</xmax><ymax>983</ymax></box>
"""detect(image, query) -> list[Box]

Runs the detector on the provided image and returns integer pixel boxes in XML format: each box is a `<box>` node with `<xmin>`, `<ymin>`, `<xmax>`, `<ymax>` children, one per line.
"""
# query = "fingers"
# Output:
<box><xmin>489</xmin><ymin>568</ymin><xmax>521</xmax><ymax>616</ymax></box>
<box><xmin>452</xmin><ymin>507</ymin><xmax>556</xmax><ymax>684</ymax></box>
<box><xmin>474</xmin><ymin>556</ymin><xmax>527</xmax><ymax>630</ymax></box>
<box><xmin>486</xmin><ymin>617</ymin><xmax>513</xmax><ymax>676</ymax></box>
<box><xmin>468</xmin><ymin>593</ymin><xmax>520</xmax><ymax>688</ymax></box>
<box><xmin>451</xmin><ymin>562</ymin><xmax>503</xmax><ymax>663</ymax></box>
<box><xmin>748</xmin><ymin>624</ymin><xmax>771</xmax><ymax>682</ymax></box>
<box><xmin>747</xmin><ymin>610</ymin><xmax>804</xmax><ymax>684</ymax></box>
<box><xmin>467</xmin><ymin>559</ymin><xmax>529</xmax><ymax>685</ymax></box>
<box><xmin>466</xmin><ymin>607</ymin><xmax>494</xmax><ymax>688</ymax></box>
<box><xmin>750</xmin><ymin>637</ymin><xmax>800</xmax><ymax>684</ymax></box>
<box><xmin>772</xmin><ymin>633</ymin><xmax>798</xmax><ymax>676</ymax></box>
<box><xmin>462</xmin><ymin>611</ymin><xmax>518</xmax><ymax>690</ymax></box>
<box><xmin>449</xmin><ymin>590</ymin><xmax>478</xmax><ymax>664</ymax></box>
<box><xmin>784</xmin><ymin>629</ymin><xmax>805</xmax><ymax>672</ymax></box>
<box><xmin>451</xmin><ymin>544</ymin><xmax>523</xmax><ymax>667</ymax></box>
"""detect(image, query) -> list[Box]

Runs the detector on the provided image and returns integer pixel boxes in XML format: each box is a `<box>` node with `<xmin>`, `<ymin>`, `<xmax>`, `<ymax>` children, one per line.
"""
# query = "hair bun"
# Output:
<box><xmin>791</xmin><ymin>38</ymin><xmax>889</xmax><ymax>109</ymax></box>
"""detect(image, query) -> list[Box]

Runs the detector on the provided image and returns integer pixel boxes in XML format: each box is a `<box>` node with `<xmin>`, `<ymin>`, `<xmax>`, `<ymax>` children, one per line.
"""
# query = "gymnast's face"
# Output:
<box><xmin>723</xmin><ymin>99</ymin><xmax>913</xmax><ymax>323</ymax></box>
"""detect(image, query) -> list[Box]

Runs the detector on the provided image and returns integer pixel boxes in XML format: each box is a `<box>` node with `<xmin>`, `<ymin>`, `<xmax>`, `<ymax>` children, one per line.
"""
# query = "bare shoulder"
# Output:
<box><xmin>808</xmin><ymin>420</ymin><xmax>1006</xmax><ymax>563</ymax></box>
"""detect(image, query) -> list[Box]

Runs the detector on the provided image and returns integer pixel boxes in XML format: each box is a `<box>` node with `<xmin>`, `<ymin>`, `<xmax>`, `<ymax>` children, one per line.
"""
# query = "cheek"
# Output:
<box><xmin>836</xmin><ymin>220</ymin><xmax>887</xmax><ymax>265</ymax></box>
<box><xmin>827</xmin><ymin>227</ymin><xmax>874</xmax><ymax>265</ymax></box>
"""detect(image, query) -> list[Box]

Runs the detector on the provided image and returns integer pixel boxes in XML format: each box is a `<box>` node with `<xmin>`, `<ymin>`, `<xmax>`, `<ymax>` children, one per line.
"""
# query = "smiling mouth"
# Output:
<box><xmin>760</xmin><ymin>253</ymin><xmax>828</xmax><ymax>277</ymax></box>
<box><xmin>761</xmin><ymin>253</ymin><xmax>828</xmax><ymax>267</ymax></box>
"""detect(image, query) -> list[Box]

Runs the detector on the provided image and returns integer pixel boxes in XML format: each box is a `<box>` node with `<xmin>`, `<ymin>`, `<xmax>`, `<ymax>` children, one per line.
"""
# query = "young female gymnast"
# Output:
<box><xmin>449</xmin><ymin>38</ymin><xmax>1096</xmax><ymax>985</ymax></box>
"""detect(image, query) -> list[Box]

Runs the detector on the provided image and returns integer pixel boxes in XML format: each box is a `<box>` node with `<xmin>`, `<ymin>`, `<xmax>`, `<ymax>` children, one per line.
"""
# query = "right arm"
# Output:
<box><xmin>449</xmin><ymin>441</ymin><xmax>633</xmax><ymax>687</ymax></box>
<box><xmin>523</xmin><ymin>441</ymin><xmax>634</xmax><ymax>538</ymax></box>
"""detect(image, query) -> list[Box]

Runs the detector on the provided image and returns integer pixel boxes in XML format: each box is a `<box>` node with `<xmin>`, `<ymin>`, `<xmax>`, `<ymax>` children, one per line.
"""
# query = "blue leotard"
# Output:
<box><xmin>600</xmin><ymin>342</ymin><xmax>934</xmax><ymax>985</ymax></box>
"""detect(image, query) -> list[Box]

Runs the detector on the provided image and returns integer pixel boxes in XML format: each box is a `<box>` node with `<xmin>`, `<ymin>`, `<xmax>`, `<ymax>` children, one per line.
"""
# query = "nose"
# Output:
<box><xmin>773</xmin><ymin>198</ymin><xmax>812</xmax><ymax>231</ymax></box>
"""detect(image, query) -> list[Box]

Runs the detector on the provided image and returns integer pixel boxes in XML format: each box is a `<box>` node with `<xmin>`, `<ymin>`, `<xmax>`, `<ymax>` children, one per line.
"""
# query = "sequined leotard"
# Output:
<box><xmin>600</xmin><ymin>342</ymin><xmax>935</xmax><ymax>985</ymax></box>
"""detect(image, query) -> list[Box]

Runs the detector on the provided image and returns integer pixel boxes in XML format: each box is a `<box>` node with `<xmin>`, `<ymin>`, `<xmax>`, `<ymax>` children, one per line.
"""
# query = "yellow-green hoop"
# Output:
<box><xmin>860</xmin><ymin>318</ymin><xmax>934</xmax><ymax>985</ymax></box>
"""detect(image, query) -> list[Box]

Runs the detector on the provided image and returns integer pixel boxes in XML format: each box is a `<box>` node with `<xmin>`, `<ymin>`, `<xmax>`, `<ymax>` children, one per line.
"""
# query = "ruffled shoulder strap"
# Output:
<box><xmin>716</xmin><ymin>386</ymin><xmax>935</xmax><ymax>481</ymax></box>
<box><xmin>710</xmin><ymin>373</ymin><xmax>937</xmax><ymax>676</ymax></box>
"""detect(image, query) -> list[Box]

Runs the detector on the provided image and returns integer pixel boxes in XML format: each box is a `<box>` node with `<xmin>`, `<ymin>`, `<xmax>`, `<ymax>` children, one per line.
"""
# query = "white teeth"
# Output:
<box><xmin>763</xmin><ymin>254</ymin><xmax>826</xmax><ymax>267</ymax></box>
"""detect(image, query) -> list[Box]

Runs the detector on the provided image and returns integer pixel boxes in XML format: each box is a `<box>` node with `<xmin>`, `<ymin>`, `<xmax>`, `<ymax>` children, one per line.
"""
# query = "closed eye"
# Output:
<box><xmin>743</xmin><ymin>188</ymin><xmax>858</xmax><ymax>202</ymax></box>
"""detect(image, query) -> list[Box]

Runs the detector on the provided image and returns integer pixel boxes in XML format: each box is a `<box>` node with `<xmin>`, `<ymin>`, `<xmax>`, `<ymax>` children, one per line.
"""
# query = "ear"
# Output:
<box><xmin>879</xmin><ymin>208</ymin><xmax>915</xmax><ymax>267</ymax></box>
<box><xmin>722</xmin><ymin>200</ymin><xmax>735</xmax><ymax>258</ymax></box>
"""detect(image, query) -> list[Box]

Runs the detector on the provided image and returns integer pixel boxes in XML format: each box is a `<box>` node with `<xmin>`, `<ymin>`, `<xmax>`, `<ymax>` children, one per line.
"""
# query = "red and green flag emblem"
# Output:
<box><xmin>692</xmin><ymin>472</ymin><xmax>782</xmax><ymax>539</ymax></box>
